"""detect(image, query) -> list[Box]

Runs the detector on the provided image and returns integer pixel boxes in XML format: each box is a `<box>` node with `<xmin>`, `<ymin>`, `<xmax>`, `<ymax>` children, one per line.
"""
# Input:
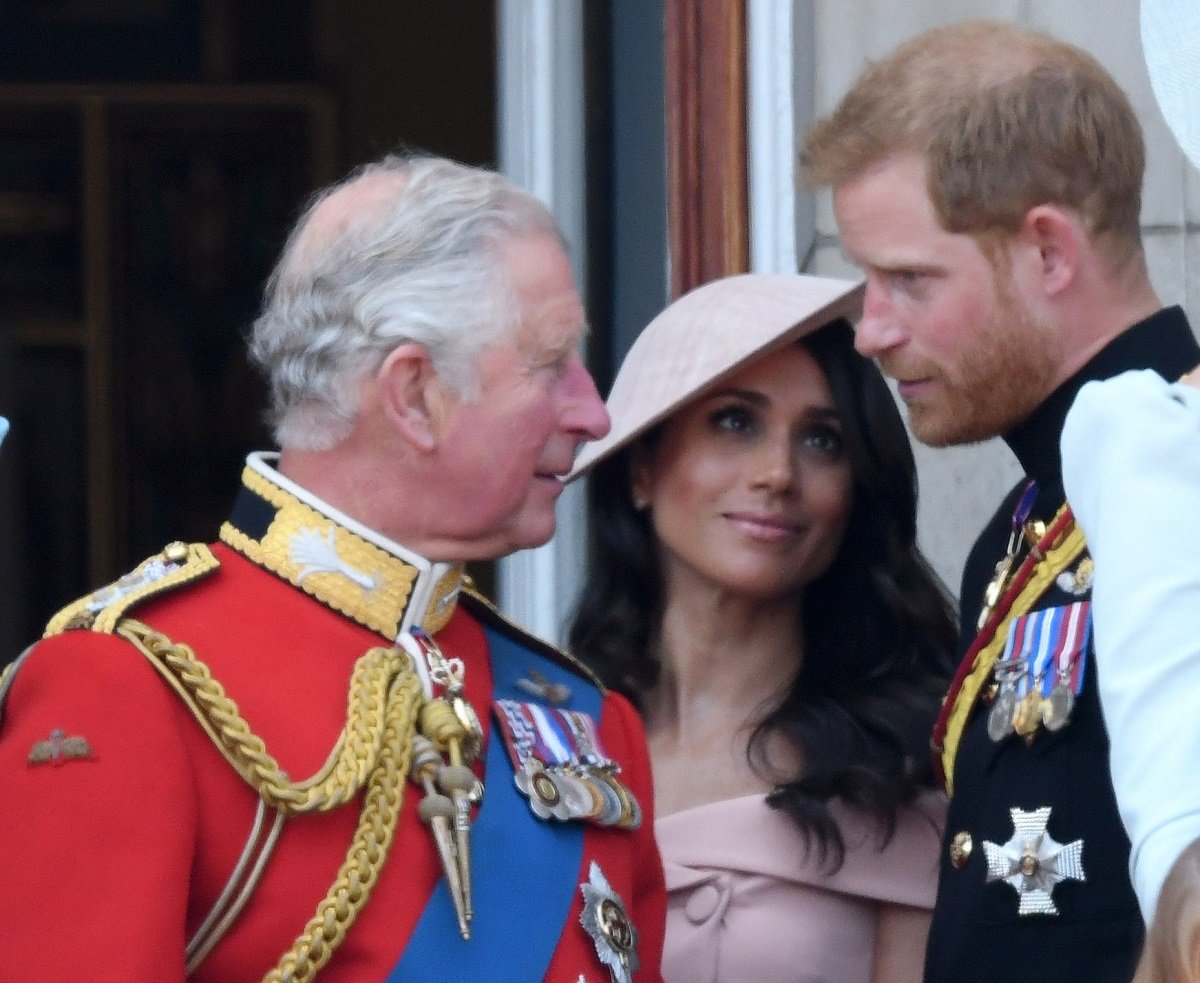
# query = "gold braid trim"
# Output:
<box><xmin>264</xmin><ymin>668</ymin><xmax>422</xmax><ymax>983</ymax></box>
<box><xmin>116</xmin><ymin>620</ymin><xmax>424</xmax><ymax>982</ymax></box>
<box><xmin>120</xmin><ymin>620</ymin><xmax>415</xmax><ymax>813</ymax></box>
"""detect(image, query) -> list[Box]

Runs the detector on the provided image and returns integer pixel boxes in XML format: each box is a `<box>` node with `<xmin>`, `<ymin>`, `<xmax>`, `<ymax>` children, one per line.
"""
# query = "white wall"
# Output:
<box><xmin>797</xmin><ymin>0</ymin><xmax>1200</xmax><ymax>595</ymax></box>
<box><xmin>495</xmin><ymin>0</ymin><xmax>589</xmax><ymax>643</ymax></box>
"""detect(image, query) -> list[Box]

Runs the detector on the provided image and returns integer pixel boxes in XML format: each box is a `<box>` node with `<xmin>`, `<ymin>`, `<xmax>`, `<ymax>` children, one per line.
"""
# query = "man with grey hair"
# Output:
<box><xmin>0</xmin><ymin>154</ymin><xmax>666</xmax><ymax>982</ymax></box>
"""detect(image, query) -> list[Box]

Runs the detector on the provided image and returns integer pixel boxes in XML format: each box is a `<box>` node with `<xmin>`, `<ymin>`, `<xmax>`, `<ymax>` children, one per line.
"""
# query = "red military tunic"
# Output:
<box><xmin>0</xmin><ymin>457</ymin><xmax>665</xmax><ymax>982</ymax></box>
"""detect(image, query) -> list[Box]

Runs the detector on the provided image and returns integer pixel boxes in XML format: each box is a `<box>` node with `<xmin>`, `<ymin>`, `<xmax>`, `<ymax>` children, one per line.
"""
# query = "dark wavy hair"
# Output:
<box><xmin>568</xmin><ymin>318</ymin><xmax>957</xmax><ymax>867</ymax></box>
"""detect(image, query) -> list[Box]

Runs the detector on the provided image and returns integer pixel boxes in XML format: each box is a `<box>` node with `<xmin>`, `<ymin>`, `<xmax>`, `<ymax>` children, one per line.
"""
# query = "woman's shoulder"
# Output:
<box><xmin>656</xmin><ymin>790</ymin><xmax>945</xmax><ymax>909</ymax></box>
<box><xmin>830</xmin><ymin>791</ymin><xmax>945</xmax><ymax>908</ymax></box>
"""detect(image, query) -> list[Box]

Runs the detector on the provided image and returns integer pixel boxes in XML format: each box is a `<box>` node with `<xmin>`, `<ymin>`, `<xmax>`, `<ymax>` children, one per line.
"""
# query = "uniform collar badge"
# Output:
<box><xmin>221</xmin><ymin>453</ymin><xmax>464</xmax><ymax>639</ymax></box>
<box><xmin>580</xmin><ymin>861</ymin><xmax>639</xmax><ymax>983</ymax></box>
<box><xmin>983</xmin><ymin>805</ymin><xmax>1085</xmax><ymax>915</ymax></box>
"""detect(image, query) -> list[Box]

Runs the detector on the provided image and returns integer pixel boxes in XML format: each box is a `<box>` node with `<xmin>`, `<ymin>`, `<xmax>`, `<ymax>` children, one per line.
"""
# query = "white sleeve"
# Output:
<box><xmin>1061</xmin><ymin>368</ymin><xmax>1200</xmax><ymax>921</ymax></box>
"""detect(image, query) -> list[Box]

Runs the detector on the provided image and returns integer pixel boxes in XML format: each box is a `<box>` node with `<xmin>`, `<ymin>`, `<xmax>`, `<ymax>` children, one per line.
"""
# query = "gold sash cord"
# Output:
<box><xmin>937</xmin><ymin>509</ymin><xmax>1087</xmax><ymax>797</ymax></box>
<box><xmin>119</xmin><ymin>620</ymin><xmax>425</xmax><ymax>983</ymax></box>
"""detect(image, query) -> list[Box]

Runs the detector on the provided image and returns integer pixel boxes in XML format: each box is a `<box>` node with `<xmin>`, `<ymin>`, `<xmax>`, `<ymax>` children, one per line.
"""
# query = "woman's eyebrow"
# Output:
<box><xmin>705</xmin><ymin>386</ymin><xmax>767</xmax><ymax>404</ymax></box>
<box><xmin>704</xmin><ymin>388</ymin><xmax>841</xmax><ymax>419</ymax></box>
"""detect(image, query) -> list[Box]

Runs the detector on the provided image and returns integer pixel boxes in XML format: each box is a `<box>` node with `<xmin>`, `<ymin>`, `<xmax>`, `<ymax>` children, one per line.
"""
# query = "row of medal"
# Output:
<box><xmin>987</xmin><ymin>601</ymin><xmax>1091</xmax><ymax>743</ymax></box>
<box><xmin>494</xmin><ymin>698</ymin><xmax>642</xmax><ymax>830</ymax></box>
<box><xmin>402</xmin><ymin>628</ymin><xmax>644</xmax><ymax>980</ymax></box>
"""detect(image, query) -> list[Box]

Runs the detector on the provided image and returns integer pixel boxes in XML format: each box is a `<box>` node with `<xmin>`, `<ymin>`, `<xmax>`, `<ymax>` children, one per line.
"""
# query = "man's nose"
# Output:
<box><xmin>854</xmin><ymin>277</ymin><xmax>905</xmax><ymax>358</ymax></box>
<box><xmin>563</xmin><ymin>357</ymin><xmax>611</xmax><ymax>440</ymax></box>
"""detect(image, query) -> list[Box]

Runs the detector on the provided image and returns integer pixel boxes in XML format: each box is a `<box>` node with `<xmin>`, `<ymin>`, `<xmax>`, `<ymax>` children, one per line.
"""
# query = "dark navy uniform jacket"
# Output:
<box><xmin>925</xmin><ymin>308</ymin><xmax>1200</xmax><ymax>983</ymax></box>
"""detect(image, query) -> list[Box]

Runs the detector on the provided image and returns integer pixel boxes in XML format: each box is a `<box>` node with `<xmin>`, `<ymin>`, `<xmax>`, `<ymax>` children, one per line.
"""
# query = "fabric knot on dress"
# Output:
<box><xmin>682</xmin><ymin>874</ymin><xmax>732</xmax><ymax>925</ymax></box>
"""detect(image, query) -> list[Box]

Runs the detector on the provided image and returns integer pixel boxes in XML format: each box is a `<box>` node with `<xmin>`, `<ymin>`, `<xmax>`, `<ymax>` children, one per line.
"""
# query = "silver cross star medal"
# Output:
<box><xmin>983</xmin><ymin>806</ymin><xmax>1085</xmax><ymax>914</ymax></box>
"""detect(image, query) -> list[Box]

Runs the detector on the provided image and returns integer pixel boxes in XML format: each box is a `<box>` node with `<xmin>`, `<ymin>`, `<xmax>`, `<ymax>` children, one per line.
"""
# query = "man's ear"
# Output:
<box><xmin>376</xmin><ymin>343</ymin><xmax>445</xmax><ymax>452</ymax></box>
<box><xmin>1018</xmin><ymin>204</ymin><xmax>1082</xmax><ymax>297</ymax></box>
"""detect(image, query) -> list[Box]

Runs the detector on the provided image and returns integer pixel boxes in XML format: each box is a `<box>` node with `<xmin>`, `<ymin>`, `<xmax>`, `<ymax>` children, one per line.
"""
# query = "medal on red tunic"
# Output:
<box><xmin>579</xmin><ymin>861</ymin><xmax>639</xmax><ymax>983</ymax></box>
<box><xmin>493</xmin><ymin>699</ymin><xmax>641</xmax><ymax>829</ymax></box>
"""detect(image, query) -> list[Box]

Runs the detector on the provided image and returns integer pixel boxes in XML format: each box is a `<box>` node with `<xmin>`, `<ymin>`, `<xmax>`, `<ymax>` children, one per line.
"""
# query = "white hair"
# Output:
<box><xmin>249</xmin><ymin>154</ymin><xmax>564</xmax><ymax>450</ymax></box>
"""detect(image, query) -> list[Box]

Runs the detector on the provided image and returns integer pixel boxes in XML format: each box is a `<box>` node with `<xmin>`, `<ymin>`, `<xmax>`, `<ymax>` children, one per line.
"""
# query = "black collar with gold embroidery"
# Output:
<box><xmin>220</xmin><ymin>454</ymin><xmax>464</xmax><ymax>639</ymax></box>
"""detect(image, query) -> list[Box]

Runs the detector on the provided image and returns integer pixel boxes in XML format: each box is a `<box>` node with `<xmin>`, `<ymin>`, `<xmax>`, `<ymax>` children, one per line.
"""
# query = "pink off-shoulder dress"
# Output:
<box><xmin>656</xmin><ymin>792</ymin><xmax>945</xmax><ymax>982</ymax></box>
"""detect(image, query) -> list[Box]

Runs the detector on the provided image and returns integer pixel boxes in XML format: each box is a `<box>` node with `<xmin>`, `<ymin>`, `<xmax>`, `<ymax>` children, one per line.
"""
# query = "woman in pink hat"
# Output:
<box><xmin>568</xmin><ymin>273</ymin><xmax>956</xmax><ymax>983</ymax></box>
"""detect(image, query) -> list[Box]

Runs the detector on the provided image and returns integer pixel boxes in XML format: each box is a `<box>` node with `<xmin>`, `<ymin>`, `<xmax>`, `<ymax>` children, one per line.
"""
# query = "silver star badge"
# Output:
<box><xmin>983</xmin><ymin>806</ymin><xmax>1085</xmax><ymax>915</ymax></box>
<box><xmin>580</xmin><ymin>862</ymin><xmax>638</xmax><ymax>983</ymax></box>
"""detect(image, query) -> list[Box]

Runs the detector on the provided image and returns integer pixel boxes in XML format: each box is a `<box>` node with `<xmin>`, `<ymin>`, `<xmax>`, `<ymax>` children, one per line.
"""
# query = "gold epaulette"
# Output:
<box><xmin>43</xmin><ymin>542</ymin><xmax>221</xmax><ymax>637</ymax></box>
<box><xmin>112</xmin><ymin>618</ymin><xmax>426</xmax><ymax>981</ymax></box>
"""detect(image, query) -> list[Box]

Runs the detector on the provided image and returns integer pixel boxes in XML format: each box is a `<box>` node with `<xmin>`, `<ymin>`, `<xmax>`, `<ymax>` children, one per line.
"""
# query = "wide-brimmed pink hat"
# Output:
<box><xmin>569</xmin><ymin>272</ymin><xmax>864</xmax><ymax>479</ymax></box>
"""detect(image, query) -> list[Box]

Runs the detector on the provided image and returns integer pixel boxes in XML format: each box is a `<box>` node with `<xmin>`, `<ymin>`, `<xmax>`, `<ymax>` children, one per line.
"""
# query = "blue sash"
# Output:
<box><xmin>388</xmin><ymin>624</ymin><xmax>597</xmax><ymax>981</ymax></box>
